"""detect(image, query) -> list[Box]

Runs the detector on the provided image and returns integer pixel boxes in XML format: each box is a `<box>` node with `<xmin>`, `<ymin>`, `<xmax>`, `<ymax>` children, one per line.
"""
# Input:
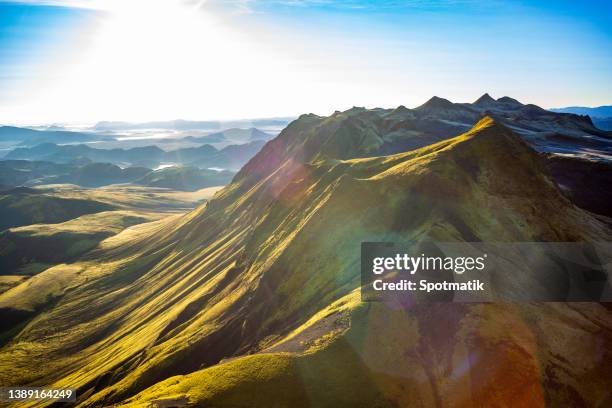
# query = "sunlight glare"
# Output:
<box><xmin>24</xmin><ymin>0</ymin><xmax>301</xmax><ymax>123</ymax></box>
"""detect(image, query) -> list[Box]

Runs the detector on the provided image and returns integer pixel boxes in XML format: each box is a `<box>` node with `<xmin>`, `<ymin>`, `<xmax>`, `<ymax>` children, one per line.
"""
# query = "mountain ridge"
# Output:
<box><xmin>2</xmin><ymin>115</ymin><xmax>611</xmax><ymax>407</ymax></box>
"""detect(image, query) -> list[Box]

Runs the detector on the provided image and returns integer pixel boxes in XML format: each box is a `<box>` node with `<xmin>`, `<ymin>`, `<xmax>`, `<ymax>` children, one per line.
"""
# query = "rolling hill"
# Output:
<box><xmin>0</xmin><ymin>187</ymin><xmax>115</xmax><ymax>230</ymax></box>
<box><xmin>0</xmin><ymin>160</ymin><xmax>74</xmax><ymax>187</ymax></box>
<box><xmin>0</xmin><ymin>210</ymin><xmax>160</xmax><ymax>277</ymax></box>
<box><xmin>53</xmin><ymin>163</ymin><xmax>151</xmax><ymax>187</ymax></box>
<box><xmin>0</xmin><ymin>115</ymin><xmax>610</xmax><ymax>407</ymax></box>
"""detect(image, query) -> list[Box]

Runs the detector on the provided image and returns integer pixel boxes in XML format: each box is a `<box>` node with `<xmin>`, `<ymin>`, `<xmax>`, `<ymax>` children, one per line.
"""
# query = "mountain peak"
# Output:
<box><xmin>473</xmin><ymin>93</ymin><xmax>496</xmax><ymax>106</ymax></box>
<box><xmin>387</xmin><ymin>105</ymin><xmax>412</xmax><ymax>117</ymax></box>
<box><xmin>416</xmin><ymin>96</ymin><xmax>454</xmax><ymax>110</ymax></box>
<box><xmin>497</xmin><ymin>96</ymin><xmax>522</xmax><ymax>106</ymax></box>
<box><xmin>467</xmin><ymin>116</ymin><xmax>509</xmax><ymax>138</ymax></box>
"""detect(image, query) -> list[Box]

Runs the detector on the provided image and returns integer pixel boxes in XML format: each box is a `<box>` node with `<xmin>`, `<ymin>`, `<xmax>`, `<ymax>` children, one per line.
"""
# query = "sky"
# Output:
<box><xmin>0</xmin><ymin>0</ymin><xmax>611</xmax><ymax>125</ymax></box>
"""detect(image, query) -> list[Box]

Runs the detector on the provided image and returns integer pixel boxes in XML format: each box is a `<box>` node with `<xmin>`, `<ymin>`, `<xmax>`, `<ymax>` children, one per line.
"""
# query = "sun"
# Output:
<box><xmin>21</xmin><ymin>0</ymin><xmax>298</xmax><ymax>123</ymax></box>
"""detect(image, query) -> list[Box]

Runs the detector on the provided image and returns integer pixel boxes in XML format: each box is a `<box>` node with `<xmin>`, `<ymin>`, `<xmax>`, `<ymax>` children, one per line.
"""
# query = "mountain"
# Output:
<box><xmin>1</xmin><ymin>115</ymin><xmax>610</xmax><ymax>407</ymax></box>
<box><xmin>162</xmin><ymin>144</ymin><xmax>219</xmax><ymax>164</ymax></box>
<box><xmin>0</xmin><ymin>125</ymin><xmax>113</xmax><ymax>146</ymax></box>
<box><xmin>472</xmin><ymin>92</ymin><xmax>497</xmax><ymax>108</ymax></box>
<box><xmin>215</xmin><ymin>140</ymin><xmax>267</xmax><ymax>169</ymax></box>
<box><xmin>209</xmin><ymin>127</ymin><xmax>273</xmax><ymax>143</ymax></box>
<box><xmin>50</xmin><ymin>163</ymin><xmax>152</xmax><ymax>187</ymax></box>
<box><xmin>593</xmin><ymin>117</ymin><xmax>612</xmax><ymax>130</ymax></box>
<box><xmin>135</xmin><ymin>166</ymin><xmax>235</xmax><ymax>191</ymax></box>
<box><xmin>183</xmin><ymin>128</ymin><xmax>273</xmax><ymax>145</ymax></box>
<box><xmin>183</xmin><ymin>133</ymin><xmax>227</xmax><ymax>143</ymax></box>
<box><xmin>415</xmin><ymin>95</ymin><xmax>481</xmax><ymax>123</ymax></box>
<box><xmin>0</xmin><ymin>160</ymin><xmax>150</xmax><ymax>188</ymax></box>
<box><xmin>5</xmin><ymin>140</ymin><xmax>266</xmax><ymax>170</ymax></box>
<box><xmin>549</xmin><ymin>105</ymin><xmax>612</xmax><ymax>131</ymax></box>
<box><xmin>162</xmin><ymin>140</ymin><xmax>265</xmax><ymax>170</ymax></box>
<box><xmin>550</xmin><ymin>105</ymin><xmax>612</xmax><ymax>118</ymax></box>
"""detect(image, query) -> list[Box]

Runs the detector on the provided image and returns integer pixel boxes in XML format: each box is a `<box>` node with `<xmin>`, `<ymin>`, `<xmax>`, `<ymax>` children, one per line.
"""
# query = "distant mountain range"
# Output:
<box><xmin>0</xmin><ymin>160</ymin><xmax>236</xmax><ymax>191</ymax></box>
<box><xmin>93</xmin><ymin>118</ymin><xmax>294</xmax><ymax>131</ymax></box>
<box><xmin>550</xmin><ymin>105</ymin><xmax>612</xmax><ymax>130</ymax></box>
<box><xmin>0</xmin><ymin>126</ymin><xmax>115</xmax><ymax>146</ymax></box>
<box><xmin>550</xmin><ymin>105</ymin><xmax>612</xmax><ymax>117</ymax></box>
<box><xmin>4</xmin><ymin>140</ymin><xmax>266</xmax><ymax>170</ymax></box>
<box><xmin>183</xmin><ymin>127</ymin><xmax>274</xmax><ymax>144</ymax></box>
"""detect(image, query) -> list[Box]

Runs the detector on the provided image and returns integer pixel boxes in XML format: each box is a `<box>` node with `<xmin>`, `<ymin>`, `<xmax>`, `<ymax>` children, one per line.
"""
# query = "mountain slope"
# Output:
<box><xmin>0</xmin><ymin>116</ymin><xmax>610</xmax><ymax>408</ymax></box>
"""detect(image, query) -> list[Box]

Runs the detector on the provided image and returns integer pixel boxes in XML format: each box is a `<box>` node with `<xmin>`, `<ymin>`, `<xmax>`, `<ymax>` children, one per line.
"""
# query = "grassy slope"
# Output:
<box><xmin>123</xmin><ymin>300</ymin><xmax>612</xmax><ymax>408</ymax></box>
<box><xmin>0</xmin><ymin>210</ymin><xmax>162</xmax><ymax>277</ymax></box>
<box><xmin>0</xmin><ymin>184</ymin><xmax>223</xmax><ymax>328</ymax></box>
<box><xmin>0</xmin><ymin>118</ymin><xmax>611</xmax><ymax>407</ymax></box>
<box><xmin>0</xmin><ymin>191</ymin><xmax>115</xmax><ymax>230</ymax></box>
<box><xmin>34</xmin><ymin>184</ymin><xmax>224</xmax><ymax>212</ymax></box>
<box><xmin>0</xmin><ymin>213</ymin><xmax>185</xmax><ymax>312</ymax></box>
<box><xmin>0</xmin><ymin>184</ymin><xmax>221</xmax><ymax>294</ymax></box>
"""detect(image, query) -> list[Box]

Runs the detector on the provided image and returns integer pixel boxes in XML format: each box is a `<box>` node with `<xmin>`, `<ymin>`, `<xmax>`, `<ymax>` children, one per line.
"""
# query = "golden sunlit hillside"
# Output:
<box><xmin>1</xmin><ymin>117</ymin><xmax>610</xmax><ymax>407</ymax></box>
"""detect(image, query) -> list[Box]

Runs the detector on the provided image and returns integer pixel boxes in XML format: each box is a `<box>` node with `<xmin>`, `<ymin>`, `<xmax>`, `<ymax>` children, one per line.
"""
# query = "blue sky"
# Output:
<box><xmin>0</xmin><ymin>0</ymin><xmax>610</xmax><ymax>124</ymax></box>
